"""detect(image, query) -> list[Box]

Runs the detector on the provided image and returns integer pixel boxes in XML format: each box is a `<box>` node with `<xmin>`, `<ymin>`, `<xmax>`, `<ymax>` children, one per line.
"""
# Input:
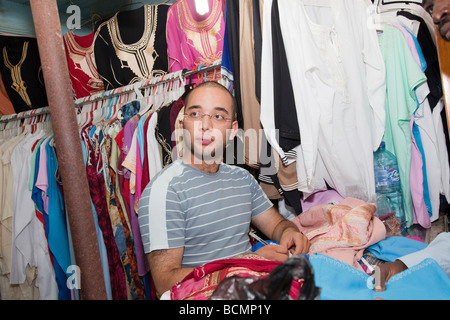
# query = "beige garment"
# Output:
<box><xmin>239</xmin><ymin>0</ymin><xmax>262</xmax><ymax>169</ymax></box>
<box><xmin>275</xmin><ymin>150</ymin><xmax>298</xmax><ymax>192</ymax></box>
<box><xmin>0</xmin><ymin>135</ymin><xmax>39</xmax><ymax>299</ymax></box>
<box><xmin>259</xmin><ymin>146</ymin><xmax>298</xmax><ymax>200</ymax></box>
<box><xmin>260</xmin><ymin>180</ymin><xmax>282</xmax><ymax>200</ymax></box>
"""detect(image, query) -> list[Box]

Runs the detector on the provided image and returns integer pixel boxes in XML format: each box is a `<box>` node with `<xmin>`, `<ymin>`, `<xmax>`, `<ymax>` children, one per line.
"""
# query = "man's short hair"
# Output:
<box><xmin>184</xmin><ymin>81</ymin><xmax>237</xmax><ymax>121</ymax></box>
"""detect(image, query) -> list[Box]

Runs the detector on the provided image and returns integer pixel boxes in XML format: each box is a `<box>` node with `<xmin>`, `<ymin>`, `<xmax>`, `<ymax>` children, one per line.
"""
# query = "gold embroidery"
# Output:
<box><xmin>3</xmin><ymin>41</ymin><xmax>32</xmax><ymax>108</ymax></box>
<box><xmin>107</xmin><ymin>5</ymin><xmax>166</xmax><ymax>81</ymax></box>
<box><xmin>64</xmin><ymin>31</ymin><xmax>104</xmax><ymax>92</ymax></box>
<box><xmin>176</xmin><ymin>0</ymin><xmax>223</xmax><ymax>66</ymax></box>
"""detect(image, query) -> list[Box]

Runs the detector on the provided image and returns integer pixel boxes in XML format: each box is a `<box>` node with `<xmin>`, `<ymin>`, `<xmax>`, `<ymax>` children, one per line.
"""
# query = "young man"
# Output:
<box><xmin>137</xmin><ymin>81</ymin><xmax>310</xmax><ymax>297</ymax></box>
<box><xmin>373</xmin><ymin>0</ymin><xmax>450</xmax><ymax>292</ymax></box>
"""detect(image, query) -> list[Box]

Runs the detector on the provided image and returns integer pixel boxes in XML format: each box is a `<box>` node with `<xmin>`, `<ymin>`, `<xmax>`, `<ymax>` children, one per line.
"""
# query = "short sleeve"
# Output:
<box><xmin>137</xmin><ymin>177</ymin><xmax>186</xmax><ymax>253</ymax></box>
<box><xmin>248</xmin><ymin>173</ymin><xmax>273</xmax><ymax>217</ymax></box>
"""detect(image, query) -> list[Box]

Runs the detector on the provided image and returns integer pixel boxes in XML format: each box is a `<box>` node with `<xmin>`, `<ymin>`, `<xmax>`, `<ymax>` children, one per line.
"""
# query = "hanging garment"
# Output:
<box><xmin>239</xmin><ymin>0</ymin><xmax>263</xmax><ymax>168</ymax></box>
<box><xmin>0</xmin><ymin>134</ymin><xmax>39</xmax><ymax>299</ymax></box>
<box><xmin>252</xmin><ymin>0</ymin><xmax>263</xmax><ymax>102</ymax></box>
<box><xmin>102</xmin><ymin>129</ymin><xmax>145</xmax><ymax>300</ymax></box>
<box><xmin>390</xmin><ymin>21</ymin><xmax>432</xmax><ymax>227</ymax></box>
<box><xmin>270</xmin><ymin>0</ymin><xmax>300</xmax><ymax>155</ymax></box>
<box><xmin>266</xmin><ymin>0</ymin><xmax>386</xmax><ymax>202</ymax></box>
<box><xmin>392</xmin><ymin>19</ymin><xmax>448</xmax><ymax>224</ymax></box>
<box><xmin>0</xmin><ymin>74</ymin><xmax>15</xmax><ymax>116</ymax></box>
<box><xmin>398</xmin><ymin>11</ymin><xmax>450</xmax><ymax>173</ymax></box>
<box><xmin>108</xmin><ymin>128</ymin><xmax>144</xmax><ymax>299</ymax></box>
<box><xmin>167</xmin><ymin>0</ymin><xmax>225</xmax><ymax>72</ymax></box>
<box><xmin>379</xmin><ymin>24</ymin><xmax>427</xmax><ymax>227</ymax></box>
<box><xmin>94</xmin><ymin>5</ymin><xmax>170</xmax><ymax>90</ymax></box>
<box><xmin>156</xmin><ymin>102</ymin><xmax>175</xmax><ymax>167</ymax></box>
<box><xmin>45</xmin><ymin>138</ymin><xmax>73</xmax><ymax>299</ymax></box>
<box><xmin>409</xmin><ymin>114</ymin><xmax>431</xmax><ymax>228</ymax></box>
<box><xmin>0</xmin><ymin>36</ymin><xmax>48</xmax><ymax>112</ymax></box>
<box><xmin>63</xmin><ymin>31</ymin><xmax>104</xmax><ymax>99</ymax></box>
<box><xmin>80</xmin><ymin>135</ymin><xmax>113</xmax><ymax>300</ymax></box>
<box><xmin>117</xmin><ymin>114</ymin><xmax>148</xmax><ymax>277</ymax></box>
<box><xmin>10</xmin><ymin>130</ymin><xmax>59</xmax><ymax>300</ymax></box>
<box><xmin>81</xmin><ymin>125</ymin><xmax>128</xmax><ymax>299</ymax></box>
<box><xmin>397</xmin><ymin>11</ymin><xmax>443</xmax><ymax>110</ymax></box>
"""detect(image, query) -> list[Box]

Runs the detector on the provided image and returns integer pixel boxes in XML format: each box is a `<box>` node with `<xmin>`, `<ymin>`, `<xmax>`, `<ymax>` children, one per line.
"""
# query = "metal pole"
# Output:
<box><xmin>29</xmin><ymin>0</ymin><xmax>107</xmax><ymax>299</ymax></box>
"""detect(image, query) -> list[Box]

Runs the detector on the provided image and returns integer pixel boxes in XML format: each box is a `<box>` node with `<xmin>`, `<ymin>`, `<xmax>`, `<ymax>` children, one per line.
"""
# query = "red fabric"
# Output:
<box><xmin>170</xmin><ymin>255</ymin><xmax>302</xmax><ymax>300</ymax></box>
<box><xmin>63</xmin><ymin>31</ymin><xmax>104</xmax><ymax>99</ymax></box>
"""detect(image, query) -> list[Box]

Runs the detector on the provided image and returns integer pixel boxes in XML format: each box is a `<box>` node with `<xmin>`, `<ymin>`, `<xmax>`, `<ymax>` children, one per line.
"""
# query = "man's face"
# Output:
<box><xmin>180</xmin><ymin>86</ymin><xmax>238</xmax><ymax>164</ymax></box>
<box><xmin>423</xmin><ymin>0</ymin><xmax>450</xmax><ymax>41</ymax></box>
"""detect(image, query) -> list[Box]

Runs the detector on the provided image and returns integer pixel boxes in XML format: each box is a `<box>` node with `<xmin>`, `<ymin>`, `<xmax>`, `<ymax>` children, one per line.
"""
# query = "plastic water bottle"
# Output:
<box><xmin>373</xmin><ymin>141</ymin><xmax>407</xmax><ymax>234</ymax></box>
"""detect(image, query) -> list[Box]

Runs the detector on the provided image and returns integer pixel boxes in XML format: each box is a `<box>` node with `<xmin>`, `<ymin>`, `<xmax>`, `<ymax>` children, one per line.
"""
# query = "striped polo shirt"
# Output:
<box><xmin>137</xmin><ymin>159</ymin><xmax>273</xmax><ymax>267</ymax></box>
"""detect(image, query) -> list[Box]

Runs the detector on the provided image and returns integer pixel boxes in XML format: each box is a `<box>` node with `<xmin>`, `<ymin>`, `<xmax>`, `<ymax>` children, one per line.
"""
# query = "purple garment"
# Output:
<box><xmin>122</xmin><ymin>115</ymin><xmax>140</xmax><ymax>179</ymax></box>
<box><xmin>120</xmin><ymin>115</ymin><xmax>148</xmax><ymax>276</ymax></box>
<box><xmin>300</xmin><ymin>189</ymin><xmax>344</xmax><ymax>212</ymax></box>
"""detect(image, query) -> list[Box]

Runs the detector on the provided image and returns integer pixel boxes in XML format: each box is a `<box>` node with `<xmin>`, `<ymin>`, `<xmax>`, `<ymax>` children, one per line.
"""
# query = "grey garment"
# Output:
<box><xmin>138</xmin><ymin>159</ymin><xmax>273</xmax><ymax>267</ymax></box>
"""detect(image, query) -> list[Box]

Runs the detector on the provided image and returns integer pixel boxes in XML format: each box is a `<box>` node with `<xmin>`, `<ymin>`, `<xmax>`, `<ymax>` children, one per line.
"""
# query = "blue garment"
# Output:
<box><xmin>367</xmin><ymin>236</ymin><xmax>428</xmax><ymax>262</ymax></box>
<box><xmin>31</xmin><ymin>138</ymin><xmax>70</xmax><ymax>300</ymax></box>
<box><xmin>411</xmin><ymin>119</ymin><xmax>432</xmax><ymax>216</ymax></box>
<box><xmin>120</xmin><ymin>100</ymin><xmax>140</xmax><ymax>126</ymax></box>
<box><xmin>136</xmin><ymin>113</ymin><xmax>148</xmax><ymax>165</ymax></box>
<box><xmin>310</xmin><ymin>253</ymin><xmax>450</xmax><ymax>300</ymax></box>
<box><xmin>251</xmin><ymin>240</ymin><xmax>279</xmax><ymax>251</ymax></box>
<box><xmin>45</xmin><ymin>138</ymin><xmax>71</xmax><ymax>300</ymax></box>
<box><xmin>220</xmin><ymin>1</ymin><xmax>233</xmax><ymax>86</ymax></box>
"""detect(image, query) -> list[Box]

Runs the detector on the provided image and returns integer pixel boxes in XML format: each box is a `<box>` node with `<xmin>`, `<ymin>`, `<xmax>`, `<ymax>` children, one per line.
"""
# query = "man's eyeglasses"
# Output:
<box><xmin>184</xmin><ymin>111</ymin><xmax>233</xmax><ymax>122</ymax></box>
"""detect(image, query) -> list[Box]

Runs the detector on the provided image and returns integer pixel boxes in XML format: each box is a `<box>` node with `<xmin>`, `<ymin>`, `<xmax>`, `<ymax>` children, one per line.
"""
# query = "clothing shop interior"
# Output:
<box><xmin>0</xmin><ymin>0</ymin><xmax>450</xmax><ymax>301</ymax></box>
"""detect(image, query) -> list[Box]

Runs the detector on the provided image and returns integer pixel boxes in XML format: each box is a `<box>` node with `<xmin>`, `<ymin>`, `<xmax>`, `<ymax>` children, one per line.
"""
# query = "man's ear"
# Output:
<box><xmin>228</xmin><ymin>120</ymin><xmax>239</xmax><ymax>140</ymax></box>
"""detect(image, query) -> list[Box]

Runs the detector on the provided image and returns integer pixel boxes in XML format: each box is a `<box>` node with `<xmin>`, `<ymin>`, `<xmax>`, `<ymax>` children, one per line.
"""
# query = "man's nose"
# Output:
<box><xmin>433</xmin><ymin>0</ymin><xmax>450</xmax><ymax>24</ymax></box>
<box><xmin>200</xmin><ymin>114</ymin><xmax>213</xmax><ymax>130</ymax></box>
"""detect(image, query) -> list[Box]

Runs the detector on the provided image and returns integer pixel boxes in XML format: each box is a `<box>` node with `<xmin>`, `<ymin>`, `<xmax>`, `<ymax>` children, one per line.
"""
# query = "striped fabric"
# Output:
<box><xmin>138</xmin><ymin>159</ymin><xmax>273</xmax><ymax>267</ymax></box>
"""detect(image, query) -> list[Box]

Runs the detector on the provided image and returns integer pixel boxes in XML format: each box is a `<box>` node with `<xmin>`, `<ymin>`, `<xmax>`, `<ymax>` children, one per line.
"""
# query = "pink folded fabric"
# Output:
<box><xmin>292</xmin><ymin>197</ymin><xmax>386</xmax><ymax>270</ymax></box>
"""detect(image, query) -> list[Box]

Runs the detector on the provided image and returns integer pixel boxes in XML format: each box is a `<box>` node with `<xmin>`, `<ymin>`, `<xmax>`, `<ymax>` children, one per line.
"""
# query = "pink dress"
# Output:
<box><xmin>166</xmin><ymin>0</ymin><xmax>225</xmax><ymax>72</ymax></box>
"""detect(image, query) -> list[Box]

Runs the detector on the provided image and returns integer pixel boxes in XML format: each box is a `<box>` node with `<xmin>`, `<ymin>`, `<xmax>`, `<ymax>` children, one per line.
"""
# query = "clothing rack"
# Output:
<box><xmin>0</xmin><ymin>60</ymin><xmax>222</xmax><ymax>124</ymax></box>
<box><xmin>74</xmin><ymin>60</ymin><xmax>222</xmax><ymax>107</ymax></box>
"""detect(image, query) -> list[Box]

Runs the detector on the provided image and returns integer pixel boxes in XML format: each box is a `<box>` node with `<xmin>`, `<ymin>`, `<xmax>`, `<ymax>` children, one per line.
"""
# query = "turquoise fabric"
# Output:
<box><xmin>310</xmin><ymin>253</ymin><xmax>450</xmax><ymax>300</ymax></box>
<box><xmin>366</xmin><ymin>236</ymin><xmax>428</xmax><ymax>262</ymax></box>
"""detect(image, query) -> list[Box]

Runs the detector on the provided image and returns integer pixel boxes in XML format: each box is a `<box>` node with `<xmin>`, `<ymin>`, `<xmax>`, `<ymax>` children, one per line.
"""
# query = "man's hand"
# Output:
<box><xmin>373</xmin><ymin>260</ymin><xmax>408</xmax><ymax>292</ymax></box>
<box><xmin>279</xmin><ymin>227</ymin><xmax>310</xmax><ymax>255</ymax></box>
<box><xmin>255</xmin><ymin>244</ymin><xmax>290</xmax><ymax>262</ymax></box>
<box><xmin>251</xmin><ymin>207</ymin><xmax>311</xmax><ymax>256</ymax></box>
